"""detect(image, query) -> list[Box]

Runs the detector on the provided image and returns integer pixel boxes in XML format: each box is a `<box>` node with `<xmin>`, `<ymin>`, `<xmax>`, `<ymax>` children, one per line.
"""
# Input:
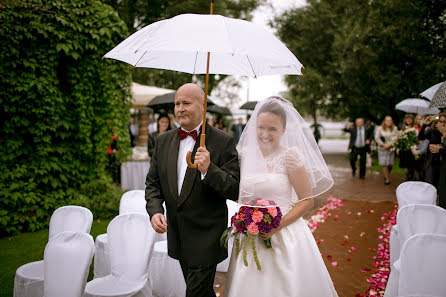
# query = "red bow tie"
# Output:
<box><xmin>177</xmin><ymin>129</ymin><xmax>198</xmax><ymax>141</ymax></box>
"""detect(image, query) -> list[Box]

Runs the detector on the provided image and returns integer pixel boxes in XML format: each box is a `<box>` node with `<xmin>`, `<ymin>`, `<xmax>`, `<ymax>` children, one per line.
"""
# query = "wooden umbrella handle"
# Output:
<box><xmin>186</xmin><ymin>1</ymin><xmax>213</xmax><ymax>169</ymax></box>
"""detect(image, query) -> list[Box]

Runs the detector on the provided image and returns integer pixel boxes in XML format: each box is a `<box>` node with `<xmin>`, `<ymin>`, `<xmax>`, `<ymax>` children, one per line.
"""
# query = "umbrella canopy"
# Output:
<box><xmin>420</xmin><ymin>81</ymin><xmax>445</xmax><ymax>100</ymax></box>
<box><xmin>207</xmin><ymin>104</ymin><xmax>232</xmax><ymax>115</ymax></box>
<box><xmin>429</xmin><ymin>82</ymin><xmax>446</xmax><ymax>109</ymax></box>
<box><xmin>131</xmin><ymin>82</ymin><xmax>173</xmax><ymax>107</ymax></box>
<box><xmin>395</xmin><ymin>98</ymin><xmax>440</xmax><ymax>115</ymax></box>
<box><xmin>147</xmin><ymin>92</ymin><xmax>215</xmax><ymax>112</ymax></box>
<box><xmin>240</xmin><ymin>101</ymin><xmax>258</xmax><ymax>110</ymax></box>
<box><xmin>104</xmin><ymin>14</ymin><xmax>303</xmax><ymax>77</ymax></box>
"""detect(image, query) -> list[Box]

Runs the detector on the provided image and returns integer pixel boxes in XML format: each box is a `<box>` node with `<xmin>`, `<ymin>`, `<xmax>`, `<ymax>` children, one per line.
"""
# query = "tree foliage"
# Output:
<box><xmin>274</xmin><ymin>0</ymin><xmax>446</xmax><ymax>123</ymax></box>
<box><xmin>0</xmin><ymin>0</ymin><xmax>132</xmax><ymax>235</ymax></box>
<box><xmin>101</xmin><ymin>0</ymin><xmax>266</xmax><ymax>95</ymax></box>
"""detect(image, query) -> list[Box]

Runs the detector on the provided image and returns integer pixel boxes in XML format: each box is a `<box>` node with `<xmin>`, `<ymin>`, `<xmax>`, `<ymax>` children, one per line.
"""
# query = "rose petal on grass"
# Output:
<box><xmin>331</xmin><ymin>261</ymin><xmax>338</xmax><ymax>266</ymax></box>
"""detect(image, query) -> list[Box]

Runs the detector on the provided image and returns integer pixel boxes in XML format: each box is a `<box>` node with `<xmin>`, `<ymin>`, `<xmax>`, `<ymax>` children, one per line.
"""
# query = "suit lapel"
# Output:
<box><xmin>177</xmin><ymin>124</ymin><xmax>211</xmax><ymax>206</ymax></box>
<box><xmin>168</xmin><ymin>131</ymin><xmax>180</xmax><ymax>200</ymax></box>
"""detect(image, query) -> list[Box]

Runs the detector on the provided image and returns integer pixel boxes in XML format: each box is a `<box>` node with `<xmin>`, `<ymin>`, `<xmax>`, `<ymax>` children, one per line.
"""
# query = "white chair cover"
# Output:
<box><xmin>14</xmin><ymin>205</ymin><xmax>93</xmax><ymax>297</ymax></box>
<box><xmin>395</xmin><ymin>181</ymin><xmax>437</xmax><ymax>208</ymax></box>
<box><xmin>399</xmin><ymin>234</ymin><xmax>446</xmax><ymax>296</ymax></box>
<box><xmin>385</xmin><ymin>205</ymin><xmax>446</xmax><ymax>297</ymax></box>
<box><xmin>149</xmin><ymin>240</ymin><xmax>186</xmax><ymax>297</ymax></box>
<box><xmin>85</xmin><ymin>213</ymin><xmax>156</xmax><ymax>297</ymax></box>
<box><xmin>216</xmin><ymin>200</ymin><xmax>240</xmax><ymax>272</ymax></box>
<box><xmin>119</xmin><ymin>190</ymin><xmax>148</xmax><ymax>215</ymax></box>
<box><xmin>93</xmin><ymin>234</ymin><xmax>110</xmax><ymax>278</ymax></box>
<box><xmin>43</xmin><ymin>231</ymin><xmax>94</xmax><ymax>297</ymax></box>
<box><xmin>389</xmin><ymin>225</ymin><xmax>400</xmax><ymax>267</ymax></box>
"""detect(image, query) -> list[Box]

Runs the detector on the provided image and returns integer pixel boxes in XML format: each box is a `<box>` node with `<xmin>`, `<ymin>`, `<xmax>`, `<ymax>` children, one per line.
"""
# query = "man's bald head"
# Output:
<box><xmin>176</xmin><ymin>83</ymin><xmax>205</xmax><ymax>104</ymax></box>
<box><xmin>174</xmin><ymin>83</ymin><xmax>205</xmax><ymax>131</ymax></box>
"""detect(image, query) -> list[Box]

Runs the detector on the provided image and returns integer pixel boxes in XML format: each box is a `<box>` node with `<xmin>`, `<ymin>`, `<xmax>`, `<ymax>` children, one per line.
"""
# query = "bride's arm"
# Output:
<box><xmin>260</xmin><ymin>166</ymin><xmax>314</xmax><ymax>239</ymax></box>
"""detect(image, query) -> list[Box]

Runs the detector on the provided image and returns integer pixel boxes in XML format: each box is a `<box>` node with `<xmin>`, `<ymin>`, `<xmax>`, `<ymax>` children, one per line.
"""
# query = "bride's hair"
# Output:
<box><xmin>257</xmin><ymin>98</ymin><xmax>287</xmax><ymax>128</ymax></box>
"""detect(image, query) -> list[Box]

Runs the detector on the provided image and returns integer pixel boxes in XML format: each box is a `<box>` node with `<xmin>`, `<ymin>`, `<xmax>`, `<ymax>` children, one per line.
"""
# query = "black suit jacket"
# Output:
<box><xmin>145</xmin><ymin>124</ymin><xmax>240</xmax><ymax>266</ymax></box>
<box><xmin>345</xmin><ymin>125</ymin><xmax>374</xmax><ymax>152</ymax></box>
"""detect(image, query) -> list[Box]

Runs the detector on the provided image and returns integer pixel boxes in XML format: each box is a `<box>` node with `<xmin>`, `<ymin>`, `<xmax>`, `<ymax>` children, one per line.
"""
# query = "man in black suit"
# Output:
<box><xmin>145</xmin><ymin>83</ymin><xmax>240</xmax><ymax>297</ymax></box>
<box><xmin>345</xmin><ymin>117</ymin><xmax>373</xmax><ymax>179</ymax></box>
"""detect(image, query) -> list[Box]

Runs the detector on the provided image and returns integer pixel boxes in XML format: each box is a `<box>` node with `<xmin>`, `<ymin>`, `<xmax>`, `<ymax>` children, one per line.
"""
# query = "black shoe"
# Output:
<box><xmin>384</xmin><ymin>180</ymin><xmax>391</xmax><ymax>185</ymax></box>
<box><xmin>352</xmin><ymin>169</ymin><xmax>356</xmax><ymax>177</ymax></box>
<box><xmin>359</xmin><ymin>176</ymin><xmax>365</xmax><ymax>180</ymax></box>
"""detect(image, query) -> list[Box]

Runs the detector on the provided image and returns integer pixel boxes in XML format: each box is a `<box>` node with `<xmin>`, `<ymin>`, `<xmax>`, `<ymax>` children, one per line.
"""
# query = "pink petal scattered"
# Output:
<box><xmin>331</xmin><ymin>261</ymin><xmax>338</xmax><ymax>266</ymax></box>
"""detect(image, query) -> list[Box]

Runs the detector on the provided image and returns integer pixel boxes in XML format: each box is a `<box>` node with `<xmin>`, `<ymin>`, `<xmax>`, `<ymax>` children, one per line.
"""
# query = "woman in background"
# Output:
<box><xmin>375</xmin><ymin>116</ymin><xmax>398</xmax><ymax>185</ymax></box>
<box><xmin>398</xmin><ymin>114</ymin><xmax>417</xmax><ymax>181</ymax></box>
<box><xmin>148</xmin><ymin>113</ymin><xmax>171</xmax><ymax>158</ymax></box>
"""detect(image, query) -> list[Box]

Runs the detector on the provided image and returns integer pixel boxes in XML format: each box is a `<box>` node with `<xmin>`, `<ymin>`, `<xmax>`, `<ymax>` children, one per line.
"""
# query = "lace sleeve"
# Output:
<box><xmin>285</xmin><ymin>147</ymin><xmax>305</xmax><ymax>175</ymax></box>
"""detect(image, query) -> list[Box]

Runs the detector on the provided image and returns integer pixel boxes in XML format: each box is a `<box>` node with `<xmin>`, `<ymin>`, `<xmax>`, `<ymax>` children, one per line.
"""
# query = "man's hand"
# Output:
<box><xmin>151</xmin><ymin>213</ymin><xmax>167</xmax><ymax>233</ymax></box>
<box><xmin>429</xmin><ymin>144</ymin><xmax>441</xmax><ymax>154</ymax></box>
<box><xmin>195</xmin><ymin>146</ymin><xmax>210</xmax><ymax>175</ymax></box>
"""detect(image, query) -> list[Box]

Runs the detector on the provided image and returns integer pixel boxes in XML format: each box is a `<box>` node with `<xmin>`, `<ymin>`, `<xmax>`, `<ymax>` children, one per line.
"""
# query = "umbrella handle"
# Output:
<box><xmin>186</xmin><ymin>134</ymin><xmax>206</xmax><ymax>168</ymax></box>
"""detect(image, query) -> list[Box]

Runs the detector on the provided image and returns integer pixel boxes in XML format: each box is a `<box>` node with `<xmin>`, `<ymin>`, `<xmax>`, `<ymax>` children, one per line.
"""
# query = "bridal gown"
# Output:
<box><xmin>224</xmin><ymin>149</ymin><xmax>338</xmax><ymax>297</ymax></box>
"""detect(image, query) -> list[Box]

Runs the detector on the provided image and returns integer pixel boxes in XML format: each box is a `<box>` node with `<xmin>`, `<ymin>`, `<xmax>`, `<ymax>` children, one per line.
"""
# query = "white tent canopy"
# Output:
<box><xmin>131</xmin><ymin>82</ymin><xmax>173</xmax><ymax>108</ymax></box>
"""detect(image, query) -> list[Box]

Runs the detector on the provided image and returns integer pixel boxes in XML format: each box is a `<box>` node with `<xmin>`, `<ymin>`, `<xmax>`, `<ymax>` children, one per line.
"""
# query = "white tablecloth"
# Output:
<box><xmin>121</xmin><ymin>161</ymin><xmax>150</xmax><ymax>190</ymax></box>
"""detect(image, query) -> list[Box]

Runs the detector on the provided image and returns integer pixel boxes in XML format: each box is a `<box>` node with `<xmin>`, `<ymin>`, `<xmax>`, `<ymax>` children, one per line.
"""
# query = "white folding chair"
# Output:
<box><xmin>85</xmin><ymin>213</ymin><xmax>156</xmax><ymax>297</ymax></box>
<box><xmin>149</xmin><ymin>240</ymin><xmax>186</xmax><ymax>297</ymax></box>
<box><xmin>384</xmin><ymin>205</ymin><xmax>446</xmax><ymax>297</ymax></box>
<box><xmin>43</xmin><ymin>231</ymin><xmax>94</xmax><ymax>297</ymax></box>
<box><xmin>14</xmin><ymin>206</ymin><xmax>93</xmax><ymax>297</ymax></box>
<box><xmin>217</xmin><ymin>200</ymin><xmax>240</xmax><ymax>272</ymax></box>
<box><xmin>389</xmin><ymin>182</ymin><xmax>437</xmax><ymax>271</ymax></box>
<box><xmin>395</xmin><ymin>181</ymin><xmax>437</xmax><ymax>208</ymax></box>
<box><xmin>119</xmin><ymin>190</ymin><xmax>148</xmax><ymax>214</ymax></box>
<box><xmin>94</xmin><ymin>190</ymin><xmax>166</xmax><ymax>278</ymax></box>
<box><xmin>398</xmin><ymin>234</ymin><xmax>446</xmax><ymax>297</ymax></box>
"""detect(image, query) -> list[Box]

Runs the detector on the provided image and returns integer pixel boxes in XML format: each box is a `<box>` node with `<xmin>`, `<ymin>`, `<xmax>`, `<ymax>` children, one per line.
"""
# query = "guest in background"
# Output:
<box><xmin>436</xmin><ymin>117</ymin><xmax>446</xmax><ymax>209</ymax></box>
<box><xmin>414</xmin><ymin>114</ymin><xmax>424</xmax><ymax>132</ymax></box>
<box><xmin>230</xmin><ymin>118</ymin><xmax>245</xmax><ymax>143</ymax></box>
<box><xmin>375</xmin><ymin>116</ymin><xmax>398</xmax><ymax>185</ymax></box>
<box><xmin>129</xmin><ymin>117</ymin><xmax>139</xmax><ymax>147</ymax></box>
<box><xmin>419</xmin><ymin>113</ymin><xmax>446</xmax><ymax>188</ymax></box>
<box><xmin>169</xmin><ymin>113</ymin><xmax>180</xmax><ymax>129</ymax></box>
<box><xmin>398</xmin><ymin>114</ymin><xmax>417</xmax><ymax>181</ymax></box>
<box><xmin>148</xmin><ymin>113</ymin><xmax>171</xmax><ymax>158</ymax></box>
<box><xmin>215</xmin><ymin>116</ymin><xmax>226</xmax><ymax>132</ymax></box>
<box><xmin>345</xmin><ymin>117</ymin><xmax>374</xmax><ymax>179</ymax></box>
<box><xmin>207</xmin><ymin>118</ymin><xmax>215</xmax><ymax>127</ymax></box>
<box><xmin>106</xmin><ymin>129</ymin><xmax>120</xmax><ymax>183</ymax></box>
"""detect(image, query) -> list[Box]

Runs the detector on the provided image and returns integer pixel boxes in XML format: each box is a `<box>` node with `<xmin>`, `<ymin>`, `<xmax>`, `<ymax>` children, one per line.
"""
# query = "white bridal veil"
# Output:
<box><xmin>236</xmin><ymin>96</ymin><xmax>334</xmax><ymax>209</ymax></box>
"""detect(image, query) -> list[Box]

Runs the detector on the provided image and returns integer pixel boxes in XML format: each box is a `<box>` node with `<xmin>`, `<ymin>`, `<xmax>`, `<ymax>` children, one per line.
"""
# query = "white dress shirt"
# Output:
<box><xmin>354</xmin><ymin>126</ymin><xmax>365</xmax><ymax>148</ymax></box>
<box><xmin>177</xmin><ymin>122</ymin><xmax>204</xmax><ymax>195</ymax></box>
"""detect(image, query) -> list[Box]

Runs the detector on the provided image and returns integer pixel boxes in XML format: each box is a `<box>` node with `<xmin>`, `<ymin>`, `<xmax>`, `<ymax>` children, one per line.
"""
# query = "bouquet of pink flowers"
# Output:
<box><xmin>221</xmin><ymin>198</ymin><xmax>282</xmax><ymax>270</ymax></box>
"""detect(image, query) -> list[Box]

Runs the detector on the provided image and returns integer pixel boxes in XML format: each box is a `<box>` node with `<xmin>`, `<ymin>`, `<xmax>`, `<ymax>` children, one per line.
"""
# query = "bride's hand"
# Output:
<box><xmin>260</xmin><ymin>229</ymin><xmax>277</xmax><ymax>240</ymax></box>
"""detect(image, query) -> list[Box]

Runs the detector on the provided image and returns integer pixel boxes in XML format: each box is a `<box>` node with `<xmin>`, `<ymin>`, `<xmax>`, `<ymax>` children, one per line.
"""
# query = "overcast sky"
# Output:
<box><xmin>236</xmin><ymin>0</ymin><xmax>307</xmax><ymax>106</ymax></box>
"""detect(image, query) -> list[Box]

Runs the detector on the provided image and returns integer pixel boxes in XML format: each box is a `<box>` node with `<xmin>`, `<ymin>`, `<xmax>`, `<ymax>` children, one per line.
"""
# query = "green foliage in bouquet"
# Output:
<box><xmin>0</xmin><ymin>0</ymin><xmax>132</xmax><ymax>235</ymax></box>
<box><xmin>393</xmin><ymin>130</ymin><xmax>418</xmax><ymax>151</ymax></box>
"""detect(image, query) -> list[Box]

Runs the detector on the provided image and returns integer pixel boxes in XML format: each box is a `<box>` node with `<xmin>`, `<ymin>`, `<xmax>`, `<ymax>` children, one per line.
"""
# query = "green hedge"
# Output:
<box><xmin>0</xmin><ymin>0</ymin><xmax>132</xmax><ymax>235</ymax></box>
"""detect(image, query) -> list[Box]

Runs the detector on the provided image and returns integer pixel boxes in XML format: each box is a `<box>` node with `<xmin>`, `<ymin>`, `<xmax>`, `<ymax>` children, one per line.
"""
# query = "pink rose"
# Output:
<box><xmin>268</xmin><ymin>207</ymin><xmax>278</xmax><ymax>218</ymax></box>
<box><xmin>247</xmin><ymin>222</ymin><xmax>259</xmax><ymax>235</ymax></box>
<box><xmin>252</xmin><ymin>210</ymin><xmax>264</xmax><ymax>223</ymax></box>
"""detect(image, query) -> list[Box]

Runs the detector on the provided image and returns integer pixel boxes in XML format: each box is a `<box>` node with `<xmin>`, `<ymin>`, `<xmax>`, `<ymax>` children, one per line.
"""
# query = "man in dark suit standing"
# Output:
<box><xmin>145</xmin><ymin>83</ymin><xmax>240</xmax><ymax>297</ymax></box>
<box><xmin>345</xmin><ymin>117</ymin><xmax>373</xmax><ymax>179</ymax></box>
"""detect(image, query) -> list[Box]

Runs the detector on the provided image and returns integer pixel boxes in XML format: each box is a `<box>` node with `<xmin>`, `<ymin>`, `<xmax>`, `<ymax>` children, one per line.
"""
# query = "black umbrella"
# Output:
<box><xmin>147</xmin><ymin>92</ymin><xmax>215</xmax><ymax>112</ymax></box>
<box><xmin>430</xmin><ymin>82</ymin><xmax>446</xmax><ymax>109</ymax></box>
<box><xmin>207</xmin><ymin>104</ymin><xmax>232</xmax><ymax>115</ymax></box>
<box><xmin>240</xmin><ymin>101</ymin><xmax>258</xmax><ymax>110</ymax></box>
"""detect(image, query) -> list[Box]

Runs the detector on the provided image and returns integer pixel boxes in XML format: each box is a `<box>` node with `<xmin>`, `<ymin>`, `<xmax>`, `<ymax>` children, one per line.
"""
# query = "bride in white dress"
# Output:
<box><xmin>224</xmin><ymin>96</ymin><xmax>338</xmax><ymax>297</ymax></box>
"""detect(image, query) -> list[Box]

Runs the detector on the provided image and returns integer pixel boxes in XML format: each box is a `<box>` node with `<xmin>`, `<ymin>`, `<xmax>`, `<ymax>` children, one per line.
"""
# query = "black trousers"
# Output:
<box><xmin>350</xmin><ymin>146</ymin><xmax>367</xmax><ymax>178</ymax></box>
<box><xmin>179</xmin><ymin>261</ymin><xmax>217</xmax><ymax>297</ymax></box>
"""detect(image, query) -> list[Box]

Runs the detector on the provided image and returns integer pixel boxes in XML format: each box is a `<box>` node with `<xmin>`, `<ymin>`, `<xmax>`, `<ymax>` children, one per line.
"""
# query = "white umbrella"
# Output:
<box><xmin>131</xmin><ymin>82</ymin><xmax>173</xmax><ymax>107</ymax></box>
<box><xmin>104</xmin><ymin>14</ymin><xmax>303</xmax><ymax>77</ymax></box>
<box><xmin>420</xmin><ymin>82</ymin><xmax>445</xmax><ymax>100</ymax></box>
<box><xmin>395</xmin><ymin>98</ymin><xmax>440</xmax><ymax>115</ymax></box>
<box><xmin>104</xmin><ymin>7</ymin><xmax>303</xmax><ymax>168</ymax></box>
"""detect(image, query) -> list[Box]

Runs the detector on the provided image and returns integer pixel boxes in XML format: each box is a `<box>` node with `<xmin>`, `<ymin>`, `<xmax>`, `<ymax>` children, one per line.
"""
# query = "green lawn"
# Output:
<box><xmin>368</xmin><ymin>152</ymin><xmax>405</xmax><ymax>175</ymax></box>
<box><xmin>0</xmin><ymin>218</ymin><xmax>112</xmax><ymax>296</ymax></box>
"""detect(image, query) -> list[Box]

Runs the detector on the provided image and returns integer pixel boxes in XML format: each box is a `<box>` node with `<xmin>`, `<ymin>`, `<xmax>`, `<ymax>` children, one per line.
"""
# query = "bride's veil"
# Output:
<box><xmin>236</xmin><ymin>96</ymin><xmax>334</xmax><ymax>211</ymax></box>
